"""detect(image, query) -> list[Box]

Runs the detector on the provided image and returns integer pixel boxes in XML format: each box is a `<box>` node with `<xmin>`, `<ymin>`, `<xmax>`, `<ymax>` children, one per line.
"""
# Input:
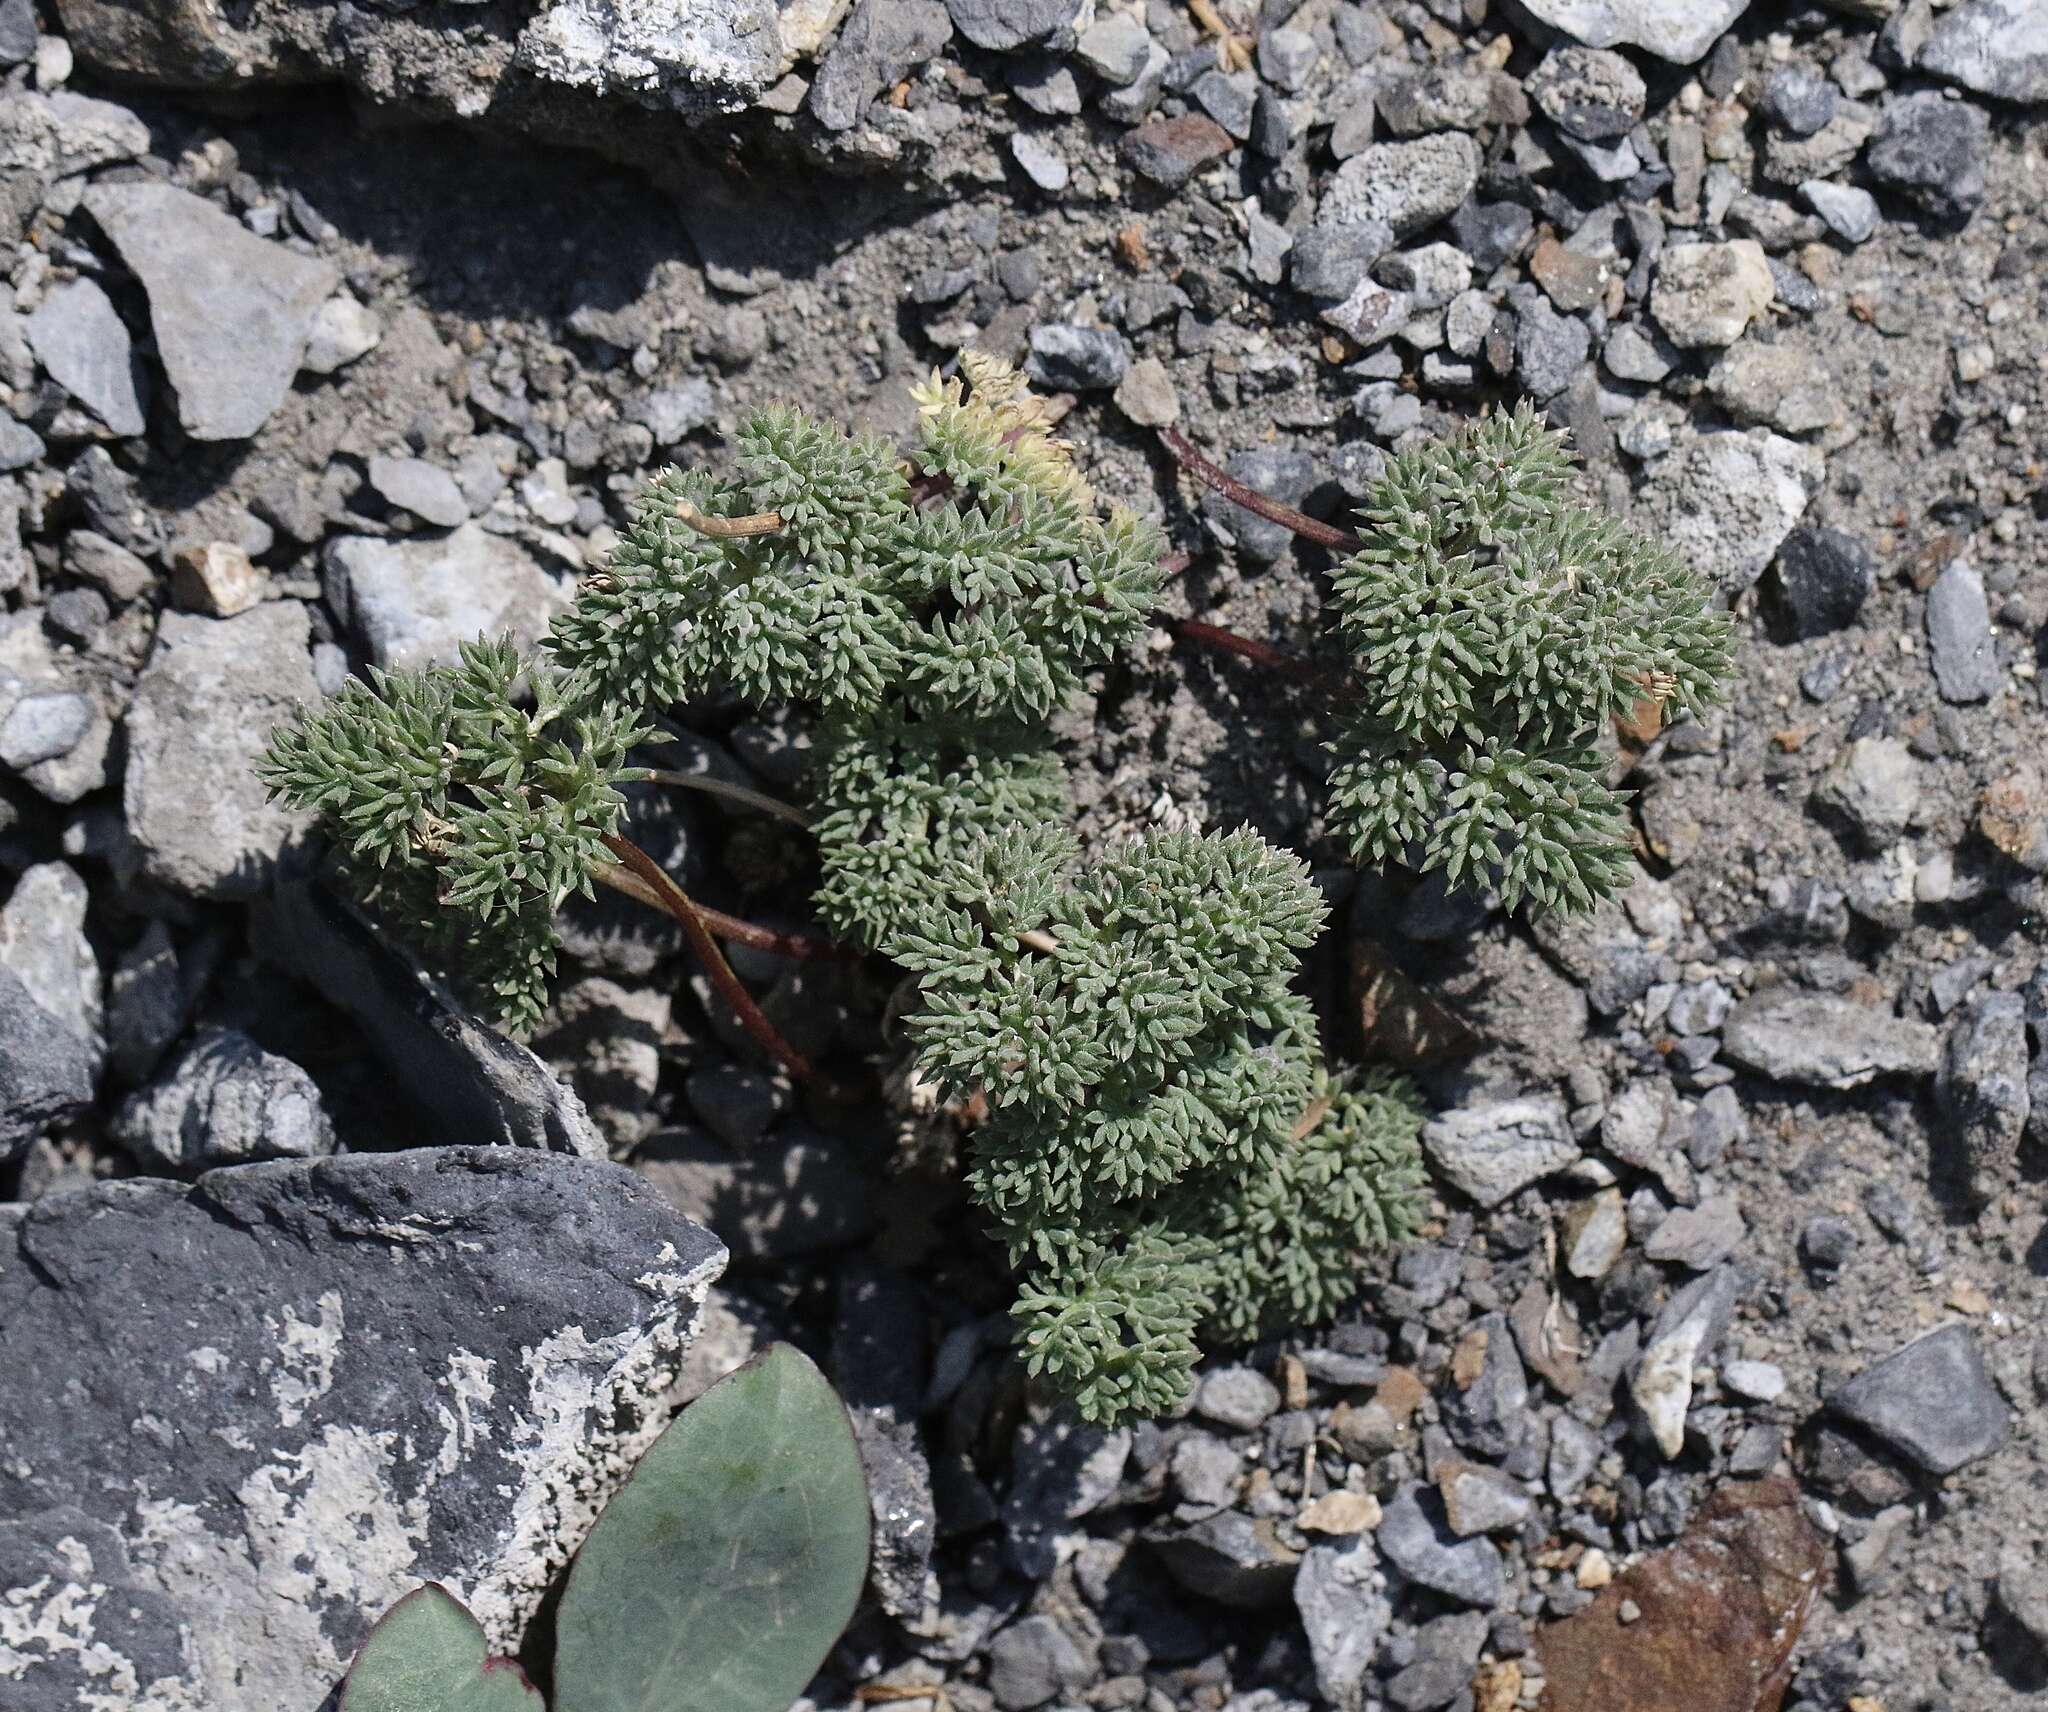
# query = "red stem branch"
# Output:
<box><xmin>1168</xmin><ymin>615</ymin><xmax>1319</xmax><ymax>683</ymax></box>
<box><xmin>1157</xmin><ymin>426</ymin><xmax>1361</xmax><ymax>554</ymax></box>
<box><xmin>600</xmin><ymin>833</ymin><xmax>820</xmax><ymax>1086</ymax></box>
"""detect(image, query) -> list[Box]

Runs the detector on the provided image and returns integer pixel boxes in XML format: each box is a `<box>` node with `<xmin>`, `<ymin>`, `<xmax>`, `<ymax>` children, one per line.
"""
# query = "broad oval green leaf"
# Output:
<box><xmin>553</xmin><ymin>1342</ymin><xmax>871</xmax><ymax>1712</ymax></box>
<box><xmin>341</xmin><ymin>1583</ymin><xmax>545</xmax><ymax>1712</ymax></box>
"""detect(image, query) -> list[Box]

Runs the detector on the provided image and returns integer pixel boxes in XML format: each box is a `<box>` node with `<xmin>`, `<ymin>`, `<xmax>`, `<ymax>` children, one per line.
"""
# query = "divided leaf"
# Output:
<box><xmin>340</xmin><ymin>1583</ymin><xmax>544</xmax><ymax>1712</ymax></box>
<box><xmin>552</xmin><ymin>1343</ymin><xmax>871</xmax><ymax>1712</ymax></box>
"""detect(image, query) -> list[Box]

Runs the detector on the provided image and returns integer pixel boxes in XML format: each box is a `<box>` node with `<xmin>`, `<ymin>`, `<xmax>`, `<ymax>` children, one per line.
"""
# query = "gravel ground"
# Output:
<box><xmin>3</xmin><ymin>1</ymin><xmax>2047</xmax><ymax>1709</ymax></box>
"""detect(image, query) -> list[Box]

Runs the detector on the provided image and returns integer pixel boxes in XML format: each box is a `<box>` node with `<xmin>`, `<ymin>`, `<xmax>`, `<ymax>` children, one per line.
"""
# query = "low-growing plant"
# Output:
<box><xmin>339</xmin><ymin>1344</ymin><xmax>870</xmax><ymax>1712</ymax></box>
<box><xmin>1323</xmin><ymin>406</ymin><xmax>1733</xmax><ymax>913</ymax></box>
<box><xmin>889</xmin><ymin>825</ymin><xmax>1424</xmax><ymax>1421</ymax></box>
<box><xmin>265</xmin><ymin>358</ymin><xmax>1732</xmax><ymax>1425</ymax></box>
<box><xmin>1162</xmin><ymin>407</ymin><xmax>1733</xmax><ymax>915</ymax></box>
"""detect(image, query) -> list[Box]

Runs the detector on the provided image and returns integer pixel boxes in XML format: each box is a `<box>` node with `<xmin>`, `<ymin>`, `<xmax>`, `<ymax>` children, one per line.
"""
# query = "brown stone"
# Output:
<box><xmin>1529</xmin><ymin>235</ymin><xmax>1608</xmax><ymax>313</ymax></box>
<box><xmin>1978</xmin><ymin>767</ymin><xmax>2048</xmax><ymax>871</ymax></box>
<box><xmin>1118</xmin><ymin>115</ymin><xmax>1235</xmax><ymax>190</ymax></box>
<box><xmin>171</xmin><ymin>541</ymin><xmax>266</xmax><ymax>617</ymax></box>
<box><xmin>1534</xmin><ymin>1477</ymin><xmax>1827</xmax><ymax>1712</ymax></box>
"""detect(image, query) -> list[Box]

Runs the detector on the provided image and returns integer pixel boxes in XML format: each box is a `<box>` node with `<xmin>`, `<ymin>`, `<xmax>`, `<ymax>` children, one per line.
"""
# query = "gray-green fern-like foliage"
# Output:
<box><xmin>1327</xmin><ymin>405</ymin><xmax>1733</xmax><ymax>914</ymax></box>
<box><xmin>259</xmin><ymin>635</ymin><xmax>645</xmax><ymax>1032</ymax></box>
<box><xmin>550</xmin><ymin>352</ymin><xmax>1165</xmax><ymax>952</ymax></box>
<box><xmin>262</xmin><ymin>355</ymin><xmax>1163</xmax><ymax>1027</ymax></box>
<box><xmin>890</xmin><ymin>825</ymin><xmax>1425</xmax><ymax>1424</ymax></box>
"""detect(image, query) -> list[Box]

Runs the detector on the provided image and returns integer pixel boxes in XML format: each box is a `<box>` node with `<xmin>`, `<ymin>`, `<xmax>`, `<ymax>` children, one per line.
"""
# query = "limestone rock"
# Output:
<box><xmin>0</xmin><ymin>1149</ymin><xmax>725</xmax><ymax>1711</ymax></box>
<box><xmin>124</xmin><ymin>603</ymin><xmax>321</xmax><ymax>900</ymax></box>
<box><xmin>83</xmin><ymin>180</ymin><xmax>339</xmax><ymax>441</ymax></box>
<box><xmin>324</xmin><ymin>524</ymin><xmax>568</xmax><ymax>672</ymax></box>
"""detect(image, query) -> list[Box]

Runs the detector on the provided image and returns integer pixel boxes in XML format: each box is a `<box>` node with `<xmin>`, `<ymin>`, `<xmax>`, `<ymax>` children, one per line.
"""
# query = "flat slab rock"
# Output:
<box><xmin>1534</xmin><ymin>1476</ymin><xmax>1824</xmax><ymax>1712</ymax></box>
<box><xmin>0</xmin><ymin>1148</ymin><xmax>725</xmax><ymax>1712</ymax></box>
<box><xmin>1722</xmin><ymin>990</ymin><xmax>1940</xmax><ymax>1088</ymax></box>
<box><xmin>82</xmin><ymin>179</ymin><xmax>338</xmax><ymax>441</ymax></box>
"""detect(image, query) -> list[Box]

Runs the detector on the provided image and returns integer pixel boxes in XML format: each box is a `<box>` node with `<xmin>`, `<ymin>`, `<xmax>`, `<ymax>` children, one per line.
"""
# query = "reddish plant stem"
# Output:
<box><xmin>600</xmin><ymin>832</ymin><xmax>820</xmax><ymax>1086</ymax></box>
<box><xmin>1168</xmin><ymin>616</ymin><xmax>1319</xmax><ymax>684</ymax></box>
<box><xmin>1157</xmin><ymin>426</ymin><xmax>1362</xmax><ymax>553</ymax></box>
<box><xmin>595</xmin><ymin>862</ymin><xmax>855</xmax><ymax>962</ymax></box>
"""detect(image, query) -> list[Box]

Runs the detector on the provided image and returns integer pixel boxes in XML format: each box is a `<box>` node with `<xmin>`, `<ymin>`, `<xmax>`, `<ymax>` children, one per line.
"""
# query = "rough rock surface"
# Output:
<box><xmin>0</xmin><ymin>1149</ymin><xmax>725</xmax><ymax>1711</ymax></box>
<box><xmin>1631</xmin><ymin>429</ymin><xmax>1823</xmax><ymax>597</ymax></box>
<box><xmin>1919</xmin><ymin>0</ymin><xmax>2048</xmax><ymax>106</ymax></box>
<box><xmin>1533</xmin><ymin>1478</ymin><xmax>1824</xmax><ymax>1711</ymax></box>
<box><xmin>258</xmin><ymin>863</ymin><xmax>609</xmax><ymax>1159</ymax></box>
<box><xmin>324</xmin><ymin>524</ymin><xmax>568</xmax><ymax>672</ymax></box>
<box><xmin>112</xmin><ymin>1027</ymin><xmax>337</xmax><ymax>1173</ymax></box>
<box><xmin>123</xmin><ymin>603</ymin><xmax>321</xmax><ymax>900</ymax></box>
<box><xmin>82</xmin><ymin>180</ymin><xmax>338</xmax><ymax>440</ymax></box>
<box><xmin>1722</xmin><ymin>991</ymin><xmax>1940</xmax><ymax>1088</ymax></box>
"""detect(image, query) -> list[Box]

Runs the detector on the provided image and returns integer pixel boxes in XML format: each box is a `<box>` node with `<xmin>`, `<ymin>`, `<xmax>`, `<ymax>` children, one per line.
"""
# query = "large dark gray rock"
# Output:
<box><xmin>1825</xmin><ymin>1323</ymin><xmax>2010</xmax><ymax>1476</ymax></box>
<box><xmin>0</xmin><ymin>1149</ymin><xmax>725</xmax><ymax>1711</ymax></box>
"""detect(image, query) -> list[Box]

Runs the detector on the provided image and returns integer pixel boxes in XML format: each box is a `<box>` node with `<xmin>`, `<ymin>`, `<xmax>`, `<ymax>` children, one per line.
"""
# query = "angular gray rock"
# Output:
<box><xmin>0</xmin><ymin>967</ymin><xmax>97</xmax><ymax>1163</ymax></box>
<box><xmin>1528</xmin><ymin>45</ymin><xmax>1646</xmax><ymax>138</ymax></box>
<box><xmin>1003</xmin><ymin>1416</ymin><xmax>1130</xmax><ymax>1578</ymax></box>
<box><xmin>1650</xmin><ymin>241</ymin><xmax>1774</xmax><ymax>348</ymax></box>
<box><xmin>365</xmin><ymin>454</ymin><xmax>469</xmax><ymax>529</ymax></box>
<box><xmin>112</xmin><ymin>1027</ymin><xmax>336</xmax><ymax>1174</ymax></box>
<box><xmin>0</xmin><ymin>1149</ymin><xmax>725</xmax><ymax>1711</ymax></box>
<box><xmin>1722</xmin><ymin>991</ymin><xmax>1940</xmax><ymax>1088</ymax></box>
<box><xmin>1024</xmin><ymin>324</ymin><xmax>1129</xmax><ymax>392</ymax></box>
<box><xmin>1825</xmin><ymin>1323</ymin><xmax>2010</xmax><ymax>1476</ymax></box>
<box><xmin>1936</xmin><ymin>991</ymin><xmax>2030</xmax><ymax>1201</ymax></box>
<box><xmin>986</xmin><ymin>1612</ymin><xmax>1097</xmax><ymax>1710</ymax></box>
<box><xmin>0</xmin><ymin>609</ymin><xmax>114</xmax><ymax>804</ymax></box>
<box><xmin>1816</xmin><ymin>735</ymin><xmax>1921</xmax><ymax>846</ymax></box>
<box><xmin>808</xmin><ymin>0</ymin><xmax>951</xmax><ymax>132</ymax></box>
<box><xmin>1295</xmin><ymin>1536</ymin><xmax>1393</xmax><ymax>1712</ymax></box>
<box><xmin>124</xmin><ymin>602</ymin><xmax>320</xmax><ymax>900</ymax></box>
<box><xmin>1201</xmin><ymin>447</ymin><xmax>1318</xmax><ymax>564</ymax></box>
<box><xmin>23</xmin><ymin>278</ymin><xmax>148</xmax><ymax>437</ymax></box>
<box><xmin>1631</xmin><ymin>428</ymin><xmax>1822</xmax><ymax>598</ymax></box>
<box><xmin>0</xmin><ymin>89</ymin><xmax>150</xmax><ymax>245</ymax></box>
<box><xmin>324</xmin><ymin>524</ymin><xmax>568</xmax><ymax>672</ymax></box>
<box><xmin>1422</xmin><ymin>1095</ymin><xmax>1578</xmax><ymax>1207</ymax></box>
<box><xmin>1377</xmin><ymin>1485</ymin><xmax>1504</xmax><ymax>1606</ymax></box>
<box><xmin>1145</xmin><ymin>1509</ymin><xmax>1301</xmax><ymax>1608</ymax></box>
<box><xmin>1442</xmin><ymin>1313</ymin><xmax>1528</xmax><ymax>1459</ymax></box>
<box><xmin>1865</xmin><ymin>91</ymin><xmax>1988</xmax><ymax>226</ymax></box>
<box><xmin>0</xmin><ymin>861</ymin><xmax>102</xmax><ymax>1059</ymax></box>
<box><xmin>259</xmin><ymin>861</ymin><xmax>607</xmax><ymax>1157</ymax></box>
<box><xmin>1515</xmin><ymin>0</ymin><xmax>1749</xmax><ymax>62</ymax></box>
<box><xmin>848</xmin><ymin>1406</ymin><xmax>939</xmax><ymax>1625</ymax></box>
<box><xmin>1925</xmin><ymin>561</ymin><xmax>2000</xmax><ymax>702</ymax></box>
<box><xmin>945</xmin><ymin>0</ymin><xmax>1085</xmax><ymax>52</ymax></box>
<box><xmin>1919</xmin><ymin>0</ymin><xmax>2048</xmax><ymax>105</ymax></box>
<box><xmin>82</xmin><ymin>180</ymin><xmax>339</xmax><ymax>441</ymax></box>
